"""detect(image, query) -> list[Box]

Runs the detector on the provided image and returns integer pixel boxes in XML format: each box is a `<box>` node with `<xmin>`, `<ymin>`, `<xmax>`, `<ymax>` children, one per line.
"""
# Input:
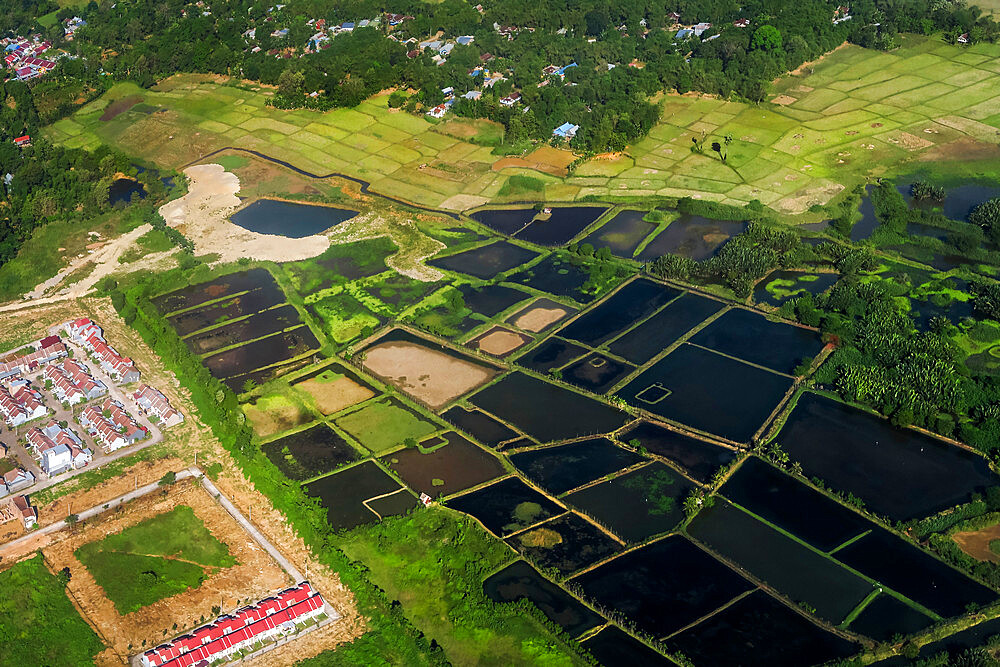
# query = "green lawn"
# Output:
<box><xmin>334</xmin><ymin>399</ymin><xmax>438</xmax><ymax>454</ymax></box>
<box><xmin>337</xmin><ymin>508</ymin><xmax>590</xmax><ymax>666</ymax></box>
<box><xmin>0</xmin><ymin>554</ymin><xmax>104</xmax><ymax>666</ymax></box>
<box><xmin>75</xmin><ymin>505</ymin><xmax>235</xmax><ymax>614</ymax></box>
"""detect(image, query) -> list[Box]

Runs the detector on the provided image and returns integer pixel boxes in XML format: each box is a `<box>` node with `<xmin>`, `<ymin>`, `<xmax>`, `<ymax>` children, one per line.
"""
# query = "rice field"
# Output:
<box><xmin>43</xmin><ymin>35</ymin><xmax>1000</xmax><ymax>215</ymax></box>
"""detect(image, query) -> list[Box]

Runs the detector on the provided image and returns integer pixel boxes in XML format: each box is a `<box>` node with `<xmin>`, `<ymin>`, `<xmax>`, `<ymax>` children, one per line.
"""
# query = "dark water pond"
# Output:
<box><xmin>469</xmin><ymin>372</ymin><xmax>628</xmax><ymax>443</ymax></box>
<box><xmin>304</xmin><ymin>461</ymin><xmax>404</xmax><ymax>531</ymax></box>
<box><xmin>836</xmin><ymin>526</ymin><xmax>996</xmax><ymax>618</ymax></box>
<box><xmin>690</xmin><ymin>308</ymin><xmax>823</xmax><ymax>375</ymax></box>
<box><xmin>562</xmin><ymin>353</ymin><xmax>634</xmax><ymax>394</ymax></box>
<box><xmin>262</xmin><ymin>423</ymin><xmax>359</xmax><ymax>481</ymax></box>
<box><xmin>108</xmin><ymin>178</ymin><xmax>146</xmax><ymax>205</ymax></box>
<box><xmin>851</xmin><ymin>186</ymin><xmax>879</xmax><ymax>242</ymax></box>
<box><xmin>230</xmin><ymin>199</ymin><xmax>357</xmax><ymax>238</ymax></box>
<box><xmin>566</xmin><ymin>462</ymin><xmax>692</xmax><ymax>543</ymax></box>
<box><xmin>508</xmin><ymin>512</ymin><xmax>621</xmax><ymax>575</ymax></box>
<box><xmin>635</xmin><ymin>215</ymin><xmax>747</xmax><ymax>262</ymax></box>
<box><xmin>168</xmin><ymin>285</ymin><xmax>287</xmax><ymax>336</ymax></box>
<box><xmin>509</xmin><ymin>438</ymin><xmax>643</xmax><ymax>495</ymax></box>
<box><xmin>573</xmin><ymin>535</ymin><xmax>752</xmax><ymax>638</ymax></box>
<box><xmin>619</xmin><ymin>344</ymin><xmax>792</xmax><ymax>443</ymax></box>
<box><xmin>557</xmin><ymin>278</ymin><xmax>681</xmax><ymax>347</ymax></box>
<box><xmin>447</xmin><ymin>476</ymin><xmax>563</xmax><ymax>537</ymax></box>
<box><xmin>470</xmin><ymin>208</ymin><xmax>537</xmax><ymax>234</ymax></box>
<box><xmin>906</xmin><ymin>221</ymin><xmax>950</xmax><ymax>241</ymax></box>
<box><xmin>518</xmin><ymin>337</ymin><xmax>589</xmax><ymax>375</ymax></box>
<box><xmin>515</xmin><ymin>206</ymin><xmax>607</xmax><ymax>246</ymax></box>
<box><xmin>941</xmin><ymin>184</ymin><xmax>1000</xmax><ymax>221</ymax></box>
<box><xmin>721</xmin><ymin>457</ymin><xmax>869</xmax><ymax>552</ymax></box>
<box><xmin>222</xmin><ymin>357</ymin><xmax>313</xmax><ymax>394</ymax></box>
<box><xmin>367</xmin><ymin>489</ymin><xmax>419</xmax><ymax>518</ymax></box>
<box><xmin>440</xmin><ymin>406</ymin><xmax>519</xmax><ymax>448</ymax></box>
<box><xmin>153</xmin><ymin>268</ymin><xmax>278</xmax><ymax>314</ymax></box>
<box><xmin>582</xmin><ymin>626</ymin><xmax>673</xmax><ymax>665</ymax></box>
<box><xmin>688</xmin><ymin>500</ymin><xmax>872</xmax><ymax>623</ymax></box>
<box><xmin>203</xmin><ymin>325</ymin><xmax>319</xmax><ymax>379</ymax></box>
<box><xmin>507</xmin><ymin>254</ymin><xmax>611</xmax><ymax>303</ymax></box>
<box><xmin>380</xmin><ymin>433</ymin><xmax>505</xmax><ymax>497</ymax></box>
<box><xmin>664</xmin><ymin>590</ymin><xmax>858</xmax><ymax>666</ymax></box>
<box><xmin>606</xmin><ymin>292</ymin><xmax>724</xmax><ymax>365</ymax></box>
<box><xmin>458</xmin><ymin>284</ymin><xmax>530</xmax><ymax>317</ymax></box>
<box><xmin>778</xmin><ymin>393</ymin><xmax>999</xmax><ymax>521</ymax></box>
<box><xmin>910</xmin><ymin>293</ymin><xmax>975</xmax><ymax>330</ymax></box>
<box><xmin>484</xmin><ymin>560</ymin><xmax>603</xmax><ymax>637</ymax></box>
<box><xmin>429</xmin><ymin>241</ymin><xmax>541</xmax><ymax>279</ymax></box>
<box><xmin>619</xmin><ymin>421</ymin><xmax>735</xmax><ymax>483</ymax></box>
<box><xmin>184</xmin><ymin>304</ymin><xmax>302</xmax><ymax>355</ymax></box>
<box><xmin>580</xmin><ymin>210</ymin><xmax>658</xmax><ymax>258</ymax></box>
<box><xmin>753</xmin><ymin>270</ymin><xmax>839</xmax><ymax>308</ymax></box>
<box><xmin>848</xmin><ymin>594</ymin><xmax>934</xmax><ymax>643</ymax></box>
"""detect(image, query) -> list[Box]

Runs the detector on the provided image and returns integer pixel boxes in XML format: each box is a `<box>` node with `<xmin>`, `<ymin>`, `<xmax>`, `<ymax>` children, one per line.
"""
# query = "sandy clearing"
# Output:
<box><xmin>297</xmin><ymin>375</ymin><xmax>376</xmax><ymax>415</ymax></box>
<box><xmin>159</xmin><ymin>164</ymin><xmax>330</xmax><ymax>263</ymax></box>
<box><xmin>953</xmin><ymin>522</ymin><xmax>1000</xmax><ymax>563</ymax></box>
<box><xmin>771</xmin><ymin>95</ymin><xmax>797</xmax><ymax>106</ymax></box>
<box><xmin>773</xmin><ymin>182</ymin><xmax>845</xmax><ymax>215</ymax></box>
<box><xmin>325</xmin><ymin>210</ymin><xmax>446</xmax><ymax>282</ymax></box>
<box><xmin>513</xmin><ymin>306</ymin><xmax>569</xmax><ymax>332</ymax></box>
<box><xmin>440</xmin><ymin>193</ymin><xmax>490</xmax><ymax>211</ymax></box>
<box><xmin>474</xmin><ymin>329</ymin><xmax>529</xmax><ymax>356</ymax></box>
<box><xmin>362</xmin><ymin>341</ymin><xmax>494</xmax><ymax>409</ymax></box>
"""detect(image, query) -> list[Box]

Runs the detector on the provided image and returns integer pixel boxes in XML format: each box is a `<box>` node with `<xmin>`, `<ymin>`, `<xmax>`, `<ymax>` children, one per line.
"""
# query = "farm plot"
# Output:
<box><xmin>334</xmin><ymin>397</ymin><xmax>438</xmax><ymax>454</ymax></box>
<box><xmin>429</xmin><ymin>241</ymin><xmax>541</xmax><ymax>280</ymax></box>
<box><xmin>565</xmin><ymin>462</ymin><xmax>693</xmax><ymax>543</ymax></box>
<box><xmin>304</xmin><ymin>461</ymin><xmax>417</xmax><ymax>531</ymax></box>
<box><xmin>483</xmin><ymin>560</ymin><xmax>603</xmax><ymax>637</ymax></box>
<box><xmin>380</xmin><ymin>432</ymin><xmax>505</xmax><ymax>497</ymax></box>
<box><xmin>242</xmin><ymin>391</ymin><xmax>311</xmax><ymax>438</ymax></box>
<box><xmin>508</xmin><ymin>438</ymin><xmax>644</xmax><ymax>495</ymax></box>
<box><xmin>618</xmin><ymin>344</ymin><xmax>793</xmax><ymax>443</ymax></box>
<box><xmin>606</xmin><ymin>292</ymin><xmax>725</xmax><ymax>365</ymax></box>
<box><xmin>688</xmin><ymin>308</ymin><xmax>823</xmax><ymax>375</ymax></box>
<box><xmin>778</xmin><ymin>393</ymin><xmax>1000</xmax><ymax>520</ymax></box>
<box><xmin>466</xmin><ymin>326</ymin><xmax>532</xmax><ymax>358</ymax></box>
<box><xmin>579</xmin><ymin>210</ymin><xmax>659</xmax><ymax>259</ymax></box>
<box><xmin>292</xmin><ymin>363</ymin><xmax>377</xmax><ymax>415</ymax></box>
<box><xmin>441</xmin><ymin>405</ymin><xmax>520</xmax><ymax>448</ymax></box>
<box><xmin>447</xmin><ymin>476</ymin><xmax>564</xmax><ymax>537</ymax></box>
<box><xmin>555</xmin><ymin>278</ymin><xmax>681</xmax><ymax>347</ymax></box>
<box><xmin>469</xmin><ymin>372</ymin><xmax>629</xmax><ymax>443</ymax></box>
<box><xmin>619</xmin><ymin>421</ymin><xmax>736</xmax><ymax>483</ymax></box>
<box><xmin>571</xmin><ymin>535</ymin><xmax>753</xmax><ymax>638</ymax></box>
<box><xmin>507</xmin><ymin>512</ymin><xmax>621</xmax><ymax>575</ymax></box>
<box><xmin>262</xmin><ymin>423</ymin><xmax>360</xmax><ymax>481</ymax></box>
<box><xmin>505</xmin><ymin>297</ymin><xmax>577</xmax><ymax>333</ymax></box>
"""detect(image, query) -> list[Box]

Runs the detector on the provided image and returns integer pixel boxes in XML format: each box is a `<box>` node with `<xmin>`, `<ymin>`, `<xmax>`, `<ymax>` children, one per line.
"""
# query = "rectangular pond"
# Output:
<box><xmin>380</xmin><ymin>432</ymin><xmax>505</xmax><ymax>498</ymax></box>
<box><xmin>778</xmin><ymin>393</ymin><xmax>1000</xmax><ymax>521</ymax></box>
<box><xmin>514</xmin><ymin>206</ymin><xmax>608</xmax><ymax>246</ymax></box>
<box><xmin>429</xmin><ymin>241</ymin><xmax>541</xmax><ymax>280</ymax></box>
<box><xmin>470</xmin><ymin>208</ymin><xmax>538</xmax><ymax>235</ymax></box>
<box><xmin>517</xmin><ymin>337</ymin><xmax>589</xmax><ymax>375</ymax></box>
<box><xmin>202</xmin><ymin>325</ymin><xmax>319</xmax><ymax>379</ymax></box>
<box><xmin>507</xmin><ymin>512</ymin><xmax>621</xmax><ymax>575</ymax></box>
<box><xmin>555</xmin><ymin>278</ymin><xmax>681</xmax><ymax>347</ymax></box>
<box><xmin>688</xmin><ymin>308</ymin><xmax>823</xmax><ymax>375</ymax></box>
<box><xmin>606</xmin><ymin>292</ymin><xmax>724</xmax><ymax>365</ymax></box>
<box><xmin>440</xmin><ymin>406</ymin><xmax>519</xmax><ymax>448</ymax></box>
<box><xmin>581</xmin><ymin>626</ymin><xmax>673</xmax><ymax>666</ymax></box>
<box><xmin>167</xmin><ymin>283</ymin><xmax>287</xmax><ymax>336</ymax></box>
<box><xmin>457</xmin><ymin>284</ymin><xmax>531</xmax><ymax>318</ymax></box>
<box><xmin>183</xmin><ymin>304</ymin><xmax>302</xmax><ymax>355</ymax></box>
<box><xmin>618</xmin><ymin>344</ymin><xmax>793</xmax><ymax>443</ymax></box>
<box><xmin>262</xmin><ymin>423</ymin><xmax>360</xmax><ymax>481</ymax></box>
<box><xmin>847</xmin><ymin>594</ymin><xmax>935</xmax><ymax>643</ymax></box>
<box><xmin>619</xmin><ymin>421</ymin><xmax>736</xmax><ymax>483</ymax></box>
<box><xmin>469</xmin><ymin>372</ymin><xmax>629</xmax><ymax>443</ymax></box>
<box><xmin>230</xmin><ymin>199</ymin><xmax>358</xmax><ymax>238</ymax></box>
<box><xmin>507</xmin><ymin>254</ymin><xmax>624</xmax><ymax>304</ymax></box>
<box><xmin>561</xmin><ymin>353</ymin><xmax>635</xmax><ymax>395</ymax></box>
<box><xmin>635</xmin><ymin>216</ymin><xmax>747</xmax><ymax>262</ymax></box>
<box><xmin>304</xmin><ymin>461</ymin><xmax>405</xmax><ymax>531</ymax></box>
<box><xmin>152</xmin><ymin>268</ymin><xmax>278</xmax><ymax>315</ymax></box>
<box><xmin>447</xmin><ymin>476</ymin><xmax>564</xmax><ymax>537</ymax></box>
<box><xmin>579</xmin><ymin>210</ymin><xmax>658</xmax><ymax>259</ymax></box>
<box><xmin>508</xmin><ymin>438</ymin><xmax>644</xmax><ymax>495</ymax></box>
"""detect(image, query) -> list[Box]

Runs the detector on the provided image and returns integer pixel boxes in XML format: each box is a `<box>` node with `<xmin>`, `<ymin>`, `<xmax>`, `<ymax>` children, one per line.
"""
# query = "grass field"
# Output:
<box><xmin>334</xmin><ymin>399</ymin><xmax>438</xmax><ymax>454</ymax></box>
<box><xmin>75</xmin><ymin>505</ymin><xmax>235</xmax><ymax>614</ymax></box>
<box><xmin>42</xmin><ymin>35</ymin><xmax>1000</xmax><ymax>217</ymax></box>
<box><xmin>0</xmin><ymin>554</ymin><xmax>104</xmax><ymax>665</ymax></box>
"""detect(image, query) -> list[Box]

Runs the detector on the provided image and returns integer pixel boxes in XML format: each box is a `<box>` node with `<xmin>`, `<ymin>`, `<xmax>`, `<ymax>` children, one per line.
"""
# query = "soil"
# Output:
<box><xmin>473</xmin><ymin>329</ymin><xmax>530</xmax><ymax>356</ymax></box>
<box><xmin>894</xmin><ymin>132</ymin><xmax>933</xmax><ymax>150</ymax></box>
<box><xmin>513</xmin><ymin>305</ymin><xmax>570</xmax><ymax>333</ymax></box>
<box><xmin>159</xmin><ymin>164</ymin><xmax>330</xmax><ymax>263</ymax></box>
<box><xmin>493</xmin><ymin>146</ymin><xmax>575</xmax><ymax>177</ymax></box>
<box><xmin>773</xmin><ymin>182</ymin><xmax>845</xmax><ymax>215</ymax></box>
<box><xmin>953</xmin><ymin>522</ymin><xmax>1000</xmax><ymax>563</ymax></box>
<box><xmin>362</xmin><ymin>341</ymin><xmax>495</xmax><ymax>409</ymax></box>
<box><xmin>771</xmin><ymin>95</ymin><xmax>797</xmax><ymax>106</ymax></box>
<box><xmin>297</xmin><ymin>375</ymin><xmax>376</xmax><ymax>415</ymax></box>
<box><xmin>244</xmin><ymin>400</ymin><xmax>309</xmax><ymax>438</ymax></box>
<box><xmin>100</xmin><ymin>96</ymin><xmax>143</xmax><ymax>121</ymax></box>
<box><xmin>919</xmin><ymin>136</ymin><xmax>1000</xmax><ymax>163</ymax></box>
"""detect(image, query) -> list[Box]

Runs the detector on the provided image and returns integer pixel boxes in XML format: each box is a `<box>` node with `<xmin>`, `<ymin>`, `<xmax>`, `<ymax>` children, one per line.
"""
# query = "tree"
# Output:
<box><xmin>158</xmin><ymin>471</ymin><xmax>176</xmax><ymax>486</ymax></box>
<box><xmin>752</xmin><ymin>25</ymin><xmax>783</xmax><ymax>51</ymax></box>
<box><xmin>276</xmin><ymin>69</ymin><xmax>305</xmax><ymax>98</ymax></box>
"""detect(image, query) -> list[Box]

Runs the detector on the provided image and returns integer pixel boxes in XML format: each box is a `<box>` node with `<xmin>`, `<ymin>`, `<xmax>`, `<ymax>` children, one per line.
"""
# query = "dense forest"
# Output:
<box><xmin>44</xmin><ymin>0</ymin><xmax>1000</xmax><ymax>152</ymax></box>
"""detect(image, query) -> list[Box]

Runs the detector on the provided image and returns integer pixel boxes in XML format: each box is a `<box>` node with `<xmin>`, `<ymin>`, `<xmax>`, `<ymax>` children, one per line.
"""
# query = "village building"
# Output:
<box><xmin>2</xmin><ymin>468</ymin><xmax>35</xmax><ymax>494</ymax></box>
<box><xmin>12</xmin><ymin>495</ymin><xmax>35</xmax><ymax>528</ymax></box>
<box><xmin>132</xmin><ymin>384</ymin><xmax>184</xmax><ymax>427</ymax></box>
<box><xmin>553</xmin><ymin>122</ymin><xmax>580</xmax><ymax>139</ymax></box>
<box><xmin>0</xmin><ymin>338</ymin><xmax>68</xmax><ymax>380</ymax></box>
<box><xmin>0</xmin><ymin>380</ymin><xmax>47</xmax><ymax>426</ymax></box>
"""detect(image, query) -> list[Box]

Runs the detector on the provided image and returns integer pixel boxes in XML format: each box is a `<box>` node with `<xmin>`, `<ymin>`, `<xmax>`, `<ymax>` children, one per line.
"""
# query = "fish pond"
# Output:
<box><xmin>579</xmin><ymin>210</ymin><xmax>658</xmax><ymax>259</ymax></box>
<box><xmin>168</xmin><ymin>286</ymin><xmax>288</xmax><ymax>337</ymax></box>
<box><xmin>429</xmin><ymin>241</ymin><xmax>540</xmax><ymax>280</ymax></box>
<box><xmin>108</xmin><ymin>178</ymin><xmax>146</xmax><ymax>205</ymax></box>
<box><xmin>153</xmin><ymin>268</ymin><xmax>278</xmax><ymax>315</ymax></box>
<box><xmin>483</xmin><ymin>560</ymin><xmax>603</xmax><ymax>637</ymax></box>
<box><xmin>565</xmin><ymin>462</ymin><xmax>693</xmax><ymax>543</ymax></box>
<box><xmin>561</xmin><ymin>353</ymin><xmax>635</xmax><ymax>395</ymax></box>
<box><xmin>183</xmin><ymin>305</ymin><xmax>302</xmax><ymax>355</ymax></box>
<box><xmin>447</xmin><ymin>476</ymin><xmax>563</xmax><ymax>537</ymax></box>
<box><xmin>262</xmin><ymin>423</ymin><xmax>360</xmax><ymax>481</ymax></box>
<box><xmin>507</xmin><ymin>512</ymin><xmax>621</xmax><ymax>575</ymax></box>
<box><xmin>635</xmin><ymin>215</ymin><xmax>747</xmax><ymax>262</ymax></box>
<box><xmin>606</xmin><ymin>292</ymin><xmax>724</xmax><ymax>365</ymax></box>
<box><xmin>507</xmin><ymin>253</ymin><xmax>625</xmax><ymax>304</ymax></box>
<box><xmin>230</xmin><ymin>199</ymin><xmax>357</xmax><ymax>238</ymax></box>
<box><xmin>514</xmin><ymin>206</ymin><xmax>608</xmax><ymax>246</ymax></box>
<box><xmin>457</xmin><ymin>284</ymin><xmax>530</xmax><ymax>317</ymax></box>
<box><xmin>572</xmin><ymin>535</ymin><xmax>752</xmax><ymax>638</ymax></box>
<box><xmin>469</xmin><ymin>372</ymin><xmax>629</xmax><ymax>443</ymax></box>
<box><xmin>619</xmin><ymin>421</ymin><xmax>735</xmax><ymax>483</ymax></box>
<box><xmin>440</xmin><ymin>406</ymin><xmax>519</xmax><ymax>448</ymax></box>
<box><xmin>517</xmin><ymin>337</ymin><xmax>589</xmax><ymax>375</ymax></box>
<box><xmin>688</xmin><ymin>308</ymin><xmax>823</xmax><ymax>375</ymax></box>
<box><xmin>555</xmin><ymin>278</ymin><xmax>681</xmax><ymax>347</ymax></box>
<box><xmin>848</xmin><ymin>594</ymin><xmax>935</xmax><ymax>643</ymax></box>
<box><xmin>508</xmin><ymin>438</ymin><xmax>644</xmax><ymax>495</ymax></box>
<box><xmin>470</xmin><ymin>207</ymin><xmax>537</xmax><ymax>235</ymax></box>
<box><xmin>582</xmin><ymin>626</ymin><xmax>673</xmax><ymax>666</ymax></box>
<box><xmin>380</xmin><ymin>432</ymin><xmax>505</xmax><ymax>497</ymax></box>
<box><xmin>202</xmin><ymin>326</ymin><xmax>319</xmax><ymax>379</ymax></box>
<box><xmin>304</xmin><ymin>461</ymin><xmax>407</xmax><ymax>531</ymax></box>
<box><xmin>850</xmin><ymin>186</ymin><xmax>879</xmax><ymax>242</ymax></box>
<box><xmin>778</xmin><ymin>393</ymin><xmax>1000</xmax><ymax>520</ymax></box>
<box><xmin>619</xmin><ymin>344</ymin><xmax>792</xmax><ymax>443</ymax></box>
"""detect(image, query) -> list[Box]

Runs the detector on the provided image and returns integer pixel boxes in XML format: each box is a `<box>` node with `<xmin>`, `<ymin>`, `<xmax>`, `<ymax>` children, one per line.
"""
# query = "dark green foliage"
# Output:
<box><xmin>970</xmin><ymin>198</ymin><xmax>1000</xmax><ymax>245</ymax></box>
<box><xmin>701</xmin><ymin>223</ymin><xmax>800</xmax><ymax>297</ymax></box>
<box><xmin>912</xmin><ymin>181</ymin><xmax>945</xmax><ymax>201</ymax></box>
<box><xmin>971</xmin><ymin>279</ymin><xmax>1000</xmax><ymax>321</ymax></box>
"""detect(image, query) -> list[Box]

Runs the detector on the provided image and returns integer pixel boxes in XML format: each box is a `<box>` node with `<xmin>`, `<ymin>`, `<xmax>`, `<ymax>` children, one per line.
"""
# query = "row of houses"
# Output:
<box><xmin>0</xmin><ymin>379</ymin><xmax>47</xmax><ymax>426</ymax></box>
<box><xmin>2</xmin><ymin>37</ymin><xmax>57</xmax><ymax>80</ymax></box>
<box><xmin>0</xmin><ymin>337</ymin><xmax>68</xmax><ymax>380</ymax></box>
<box><xmin>0</xmin><ymin>468</ymin><xmax>35</xmax><ymax>497</ymax></box>
<box><xmin>132</xmin><ymin>385</ymin><xmax>184</xmax><ymax>427</ymax></box>
<box><xmin>66</xmin><ymin>318</ymin><xmax>141</xmax><ymax>383</ymax></box>
<box><xmin>80</xmin><ymin>398</ymin><xmax>146</xmax><ymax>451</ymax></box>
<box><xmin>44</xmin><ymin>360</ymin><xmax>107</xmax><ymax>406</ymax></box>
<box><xmin>26</xmin><ymin>422</ymin><xmax>92</xmax><ymax>476</ymax></box>
<box><xmin>139</xmin><ymin>582</ymin><xmax>328</xmax><ymax>667</ymax></box>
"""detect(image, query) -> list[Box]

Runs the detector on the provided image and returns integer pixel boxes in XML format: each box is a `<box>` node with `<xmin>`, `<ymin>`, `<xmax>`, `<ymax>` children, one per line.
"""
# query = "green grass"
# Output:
<box><xmin>0</xmin><ymin>554</ymin><xmax>104</xmax><ymax>666</ymax></box>
<box><xmin>337</xmin><ymin>508</ymin><xmax>590</xmax><ymax>666</ymax></box>
<box><xmin>75</xmin><ymin>505</ymin><xmax>235</xmax><ymax>614</ymax></box>
<box><xmin>334</xmin><ymin>399</ymin><xmax>437</xmax><ymax>454</ymax></box>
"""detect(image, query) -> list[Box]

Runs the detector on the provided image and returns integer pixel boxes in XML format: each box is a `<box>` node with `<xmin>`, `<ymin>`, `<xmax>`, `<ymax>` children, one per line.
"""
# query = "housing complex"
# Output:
<box><xmin>0</xmin><ymin>379</ymin><xmax>47</xmax><ymax>426</ymax></box>
<box><xmin>132</xmin><ymin>385</ymin><xmax>184</xmax><ymax>427</ymax></box>
<box><xmin>0</xmin><ymin>337</ymin><xmax>67</xmax><ymax>380</ymax></box>
<box><xmin>45</xmin><ymin>360</ymin><xmax>107</xmax><ymax>406</ymax></box>
<box><xmin>0</xmin><ymin>468</ymin><xmax>35</xmax><ymax>497</ymax></box>
<box><xmin>2</xmin><ymin>36</ymin><xmax>57</xmax><ymax>81</ymax></box>
<box><xmin>66</xmin><ymin>318</ymin><xmax>141</xmax><ymax>383</ymax></box>
<box><xmin>138</xmin><ymin>582</ymin><xmax>329</xmax><ymax>667</ymax></box>
<box><xmin>25</xmin><ymin>422</ymin><xmax>92</xmax><ymax>475</ymax></box>
<box><xmin>79</xmin><ymin>398</ymin><xmax>146</xmax><ymax>451</ymax></box>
